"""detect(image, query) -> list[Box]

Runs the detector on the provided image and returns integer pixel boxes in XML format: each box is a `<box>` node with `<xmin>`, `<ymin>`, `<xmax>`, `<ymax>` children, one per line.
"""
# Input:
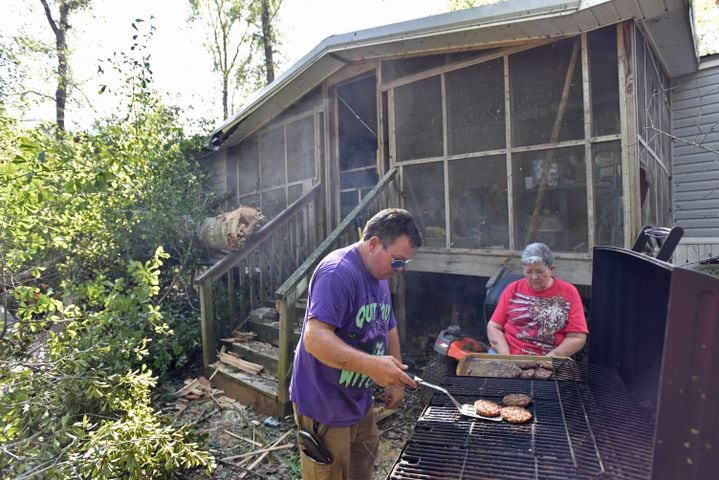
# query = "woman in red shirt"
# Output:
<box><xmin>487</xmin><ymin>243</ymin><xmax>588</xmax><ymax>357</ymax></box>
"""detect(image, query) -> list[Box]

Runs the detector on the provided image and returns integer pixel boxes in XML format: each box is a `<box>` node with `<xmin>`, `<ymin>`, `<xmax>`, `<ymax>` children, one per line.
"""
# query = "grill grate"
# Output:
<box><xmin>389</xmin><ymin>363</ymin><xmax>655</xmax><ymax>479</ymax></box>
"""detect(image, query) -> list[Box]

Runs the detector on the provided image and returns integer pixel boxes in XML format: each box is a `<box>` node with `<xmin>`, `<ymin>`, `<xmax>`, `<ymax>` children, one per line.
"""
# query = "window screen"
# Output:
<box><xmin>260</xmin><ymin>127</ymin><xmax>285</xmax><ymax>189</ymax></box>
<box><xmin>449</xmin><ymin>155</ymin><xmax>509</xmax><ymax>249</ymax></box>
<box><xmin>446</xmin><ymin>58</ymin><xmax>505</xmax><ymax>154</ymax></box>
<box><xmin>510</xmin><ymin>38</ymin><xmax>584</xmax><ymax>147</ymax></box>
<box><xmin>512</xmin><ymin>146</ymin><xmax>587</xmax><ymax>252</ymax></box>
<box><xmin>286</xmin><ymin>116</ymin><xmax>316</xmax><ymax>183</ymax></box>
<box><xmin>593</xmin><ymin>141</ymin><xmax>623</xmax><ymax>246</ymax></box>
<box><xmin>236</xmin><ymin>137</ymin><xmax>259</xmax><ymax>195</ymax></box>
<box><xmin>403</xmin><ymin>162</ymin><xmax>446</xmax><ymax>247</ymax></box>
<box><xmin>589</xmin><ymin>26</ymin><xmax>620</xmax><ymax>136</ymax></box>
<box><xmin>395</xmin><ymin>76</ymin><xmax>443</xmax><ymax>161</ymax></box>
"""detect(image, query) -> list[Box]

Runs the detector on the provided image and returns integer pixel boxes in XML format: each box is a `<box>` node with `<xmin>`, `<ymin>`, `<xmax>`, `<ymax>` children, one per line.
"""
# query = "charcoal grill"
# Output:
<box><xmin>390</xmin><ymin>247</ymin><xmax>719</xmax><ymax>480</ymax></box>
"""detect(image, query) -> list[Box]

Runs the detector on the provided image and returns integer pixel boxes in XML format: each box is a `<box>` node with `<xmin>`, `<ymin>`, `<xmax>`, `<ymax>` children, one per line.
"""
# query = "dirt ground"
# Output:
<box><xmin>162</xmin><ymin>360</ymin><xmax>427</xmax><ymax>480</ymax></box>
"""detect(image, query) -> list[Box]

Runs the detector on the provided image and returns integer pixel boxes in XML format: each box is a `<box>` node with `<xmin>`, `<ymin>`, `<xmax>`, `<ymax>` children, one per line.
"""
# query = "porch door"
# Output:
<box><xmin>336</xmin><ymin>75</ymin><xmax>379</xmax><ymax>222</ymax></box>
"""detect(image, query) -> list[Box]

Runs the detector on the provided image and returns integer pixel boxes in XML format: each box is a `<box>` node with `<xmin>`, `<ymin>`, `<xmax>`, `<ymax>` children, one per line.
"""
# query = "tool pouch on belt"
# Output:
<box><xmin>297</xmin><ymin>427</ymin><xmax>334</xmax><ymax>465</ymax></box>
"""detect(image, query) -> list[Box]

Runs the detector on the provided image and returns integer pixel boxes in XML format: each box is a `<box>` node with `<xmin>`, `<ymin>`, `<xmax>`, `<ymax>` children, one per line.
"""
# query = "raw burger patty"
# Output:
<box><xmin>500</xmin><ymin>406</ymin><xmax>533</xmax><ymax>424</ymax></box>
<box><xmin>502</xmin><ymin>393</ymin><xmax>533</xmax><ymax>407</ymax></box>
<box><xmin>474</xmin><ymin>399</ymin><xmax>502</xmax><ymax>417</ymax></box>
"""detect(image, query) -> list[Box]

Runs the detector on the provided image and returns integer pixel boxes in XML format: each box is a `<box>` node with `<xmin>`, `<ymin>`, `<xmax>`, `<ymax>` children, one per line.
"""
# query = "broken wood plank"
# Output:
<box><xmin>219</xmin><ymin>351</ymin><xmax>264</xmax><ymax>375</ymax></box>
<box><xmin>175</xmin><ymin>378</ymin><xmax>201</xmax><ymax>397</ymax></box>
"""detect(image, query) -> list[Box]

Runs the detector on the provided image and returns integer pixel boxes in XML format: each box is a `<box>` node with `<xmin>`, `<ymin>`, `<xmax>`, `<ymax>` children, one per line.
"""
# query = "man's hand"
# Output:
<box><xmin>369</xmin><ymin>355</ymin><xmax>417</xmax><ymax>389</ymax></box>
<box><xmin>383</xmin><ymin>385</ymin><xmax>405</xmax><ymax>409</ymax></box>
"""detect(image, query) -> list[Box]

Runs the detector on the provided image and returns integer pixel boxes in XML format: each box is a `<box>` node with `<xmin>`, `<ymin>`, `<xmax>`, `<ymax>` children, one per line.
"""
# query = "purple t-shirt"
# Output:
<box><xmin>289</xmin><ymin>243</ymin><xmax>397</xmax><ymax>426</ymax></box>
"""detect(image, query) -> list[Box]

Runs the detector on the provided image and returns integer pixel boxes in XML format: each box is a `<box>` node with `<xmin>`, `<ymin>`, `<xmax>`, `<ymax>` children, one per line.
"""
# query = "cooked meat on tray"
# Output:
<box><xmin>474</xmin><ymin>399</ymin><xmax>503</xmax><ymax>417</ymax></box>
<box><xmin>500</xmin><ymin>406</ymin><xmax>533</xmax><ymax>424</ymax></box>
<box><xmin>502</xmin><ymin>393</ymin><xmax>533</xmax><ymax>407</ymax></box>
<box><xmin>533</xmin><ymin>367</ymin><xmax>553</xmax><ymax>379</ymax></box>
<box><xmin>519</xmin><ymin>368</ymin><xmax>535</xmax><ymax>379</ymax></box>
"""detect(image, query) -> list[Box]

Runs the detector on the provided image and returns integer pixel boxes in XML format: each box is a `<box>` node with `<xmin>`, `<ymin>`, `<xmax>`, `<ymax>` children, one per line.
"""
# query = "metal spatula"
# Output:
<box><xmin>413</xmin><ymin>375</ymin><xmax>503</xmax><ymax>422</ymax></box>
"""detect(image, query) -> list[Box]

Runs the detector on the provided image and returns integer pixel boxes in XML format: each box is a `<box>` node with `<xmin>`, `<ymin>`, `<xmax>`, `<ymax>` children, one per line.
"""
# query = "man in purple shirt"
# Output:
<box><xmin>290</xmin><ymin>208</ymin><xmax>422</xmax><ymax>480</ymax></box>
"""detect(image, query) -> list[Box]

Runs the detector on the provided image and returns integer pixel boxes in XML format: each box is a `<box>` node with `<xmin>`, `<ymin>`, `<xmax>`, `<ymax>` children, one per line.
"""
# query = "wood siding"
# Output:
<box><xmin>671</xmin><ymin>60</ymin><xmax>719</xmax><ymax>238</ymax></box>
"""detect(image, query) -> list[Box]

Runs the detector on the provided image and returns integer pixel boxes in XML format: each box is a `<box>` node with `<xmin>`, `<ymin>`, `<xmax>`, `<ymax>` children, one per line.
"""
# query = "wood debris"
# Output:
<box><xmin>218</xmin><ymin>350</ymin><xmax>264</xmax><ymax>375</ymax></box>
<box><xmin>174</xmin><ymin>376</ymin><xmax>223</xmax><ymax>404</ymax></box>
<box><xmin>221</xmin><ymin>329</ymin><xmax>257</xmax><ymax>343</ymax></box>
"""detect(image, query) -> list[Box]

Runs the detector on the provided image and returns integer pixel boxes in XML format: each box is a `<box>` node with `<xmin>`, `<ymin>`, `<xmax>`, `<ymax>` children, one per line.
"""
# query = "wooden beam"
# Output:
<box><xmin>200</xmin><ymin>282</ymin><xmax>215</xmax><ymax>371</ymax></box>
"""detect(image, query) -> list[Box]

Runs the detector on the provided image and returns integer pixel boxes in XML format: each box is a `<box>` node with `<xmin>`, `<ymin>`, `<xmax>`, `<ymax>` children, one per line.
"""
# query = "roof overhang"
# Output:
<box><xmin>210</xmin><ymin>0</ymin><xmax>696</xmax><ymax>149</ymax></box>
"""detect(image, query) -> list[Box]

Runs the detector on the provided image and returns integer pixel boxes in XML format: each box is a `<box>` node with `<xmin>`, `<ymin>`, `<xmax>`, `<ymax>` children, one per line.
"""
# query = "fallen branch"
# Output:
<box><xmin>220</xmin><ymin>443</ymin><xmax>293</xmax><ymax>461</ymax></box>
<box><xmin>224</xmin><ymin>430</ymin><xmax>263</xmax><ymax>448</ymax></box>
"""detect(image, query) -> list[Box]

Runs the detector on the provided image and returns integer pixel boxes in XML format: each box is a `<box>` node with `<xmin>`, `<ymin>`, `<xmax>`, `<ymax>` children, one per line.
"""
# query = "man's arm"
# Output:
<box><xmin>487</xmin><ymin>320</ymin><xmax>511</xmax><ymax>354</ymax></box>
<box><xmin>546</xmin><ymin>332</ymin><xmax>586</xmax><ymax>357</ymax></box>
<box><xmin>303</xmin><ymin>318</ymin><xmax>416</xmax><ymax>388</ymax></box>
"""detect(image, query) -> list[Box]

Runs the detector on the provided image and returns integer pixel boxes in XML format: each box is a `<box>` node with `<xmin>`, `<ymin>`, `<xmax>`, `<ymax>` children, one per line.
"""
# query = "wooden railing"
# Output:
<box><xmin>274</xmin><ymin>168</ymin><xmax>398</xmax><ymax>416</ymax></box>
<box><xmin>195</xmin><ymin>184</ymin><xmax>323</xmax><ymax>370</ymax></box>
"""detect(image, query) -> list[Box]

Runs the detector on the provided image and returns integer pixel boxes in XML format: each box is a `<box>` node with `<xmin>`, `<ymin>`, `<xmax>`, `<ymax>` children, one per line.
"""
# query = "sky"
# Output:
<box><xmin>4</xmin><ymin>0</ymin><xmax>718</xmax><ymax>133</ymax></box>
<box><xmin>2</xmin><ymin>0</ymin><xmax>449</xmax><ymax>132</ymax></box>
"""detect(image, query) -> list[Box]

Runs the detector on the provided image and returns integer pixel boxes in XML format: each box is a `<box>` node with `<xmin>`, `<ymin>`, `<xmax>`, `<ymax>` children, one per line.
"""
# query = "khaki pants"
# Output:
<box><xmin>293</xmin><ymin>405</ymin><xmax>379</xmax><ymax>480</ymax></box>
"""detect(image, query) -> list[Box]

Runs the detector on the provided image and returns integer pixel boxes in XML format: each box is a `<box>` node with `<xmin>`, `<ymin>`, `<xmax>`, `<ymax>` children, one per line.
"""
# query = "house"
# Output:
<box><xmin>197</xmin><ymin>0</ymin><xmax>700</xmax><ymax>416</ymax></box>
<box><xmin>671</xmin><ymin>53</ymin><xmax>719</xmax><ymax>266</ymax></box>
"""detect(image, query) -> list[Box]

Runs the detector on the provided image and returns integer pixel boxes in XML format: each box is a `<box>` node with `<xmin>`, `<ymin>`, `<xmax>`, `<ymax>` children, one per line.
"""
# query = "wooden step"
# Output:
<box><xmin>245</xmin><ymin>307</ymin><xmax>303</xmax><ymax>347</ymax></box>
<box><xmin>208</xmin><ymin>362</ymin><xmax>278</xmax><ymax>417</ymax></box>
<box><xmin>227</xmin><ymin>340</ymin><xmax>279</xmax><ymax>376</ymax></box>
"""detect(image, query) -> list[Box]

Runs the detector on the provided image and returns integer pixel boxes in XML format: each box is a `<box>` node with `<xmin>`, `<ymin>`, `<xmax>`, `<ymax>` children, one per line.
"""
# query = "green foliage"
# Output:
<box><xmin>0</xmin><ymin>252</ymin><xmax>215</xmax><ymax>478</ymax></box>
<box><xmin>0</xmin><ymin>20</ymin><xmax>215</xmax><ymax>478</ymax></box>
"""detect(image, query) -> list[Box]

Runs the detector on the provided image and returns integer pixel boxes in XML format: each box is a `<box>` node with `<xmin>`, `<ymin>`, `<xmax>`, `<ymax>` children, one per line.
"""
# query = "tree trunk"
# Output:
<box><xmin>40</xmin><ymin>0</ymin><xmax>70</xmax><ymax>132</ymax></box>
<box><xmin>261</xmin><ymin>0</ymin><xmax>274</xmax><ymax>84</ymax></box>
<box><xmin>198</xmin><ymin>206</ymin><xmax>264</xmax><ymax>253</ymax></box>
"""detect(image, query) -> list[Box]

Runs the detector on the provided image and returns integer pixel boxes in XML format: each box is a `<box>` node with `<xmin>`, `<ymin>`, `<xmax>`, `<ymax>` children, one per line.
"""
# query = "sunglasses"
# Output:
<box><xmin>390</xmin><ymin>258</ymin><xmax>412</xmax><ymax>269</ymax></box>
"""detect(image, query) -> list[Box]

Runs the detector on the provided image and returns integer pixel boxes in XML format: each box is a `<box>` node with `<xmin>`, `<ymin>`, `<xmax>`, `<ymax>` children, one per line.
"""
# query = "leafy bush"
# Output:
<box><xmin>0</xmin><ymin>25</ymin><xmax>217</xmax><ymax>476</ymax></box>
<box><xmin>0</xmin><ymin>251</ymin><xmax>215</xmax><ymax>478</ymax></box>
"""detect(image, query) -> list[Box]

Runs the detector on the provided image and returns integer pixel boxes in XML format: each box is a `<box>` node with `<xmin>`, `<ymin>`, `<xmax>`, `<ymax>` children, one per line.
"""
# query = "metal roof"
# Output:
<box><xmin>210</xmin><ymin>0</ymin><xmax>696</xmax><ymax>148</ymax></box>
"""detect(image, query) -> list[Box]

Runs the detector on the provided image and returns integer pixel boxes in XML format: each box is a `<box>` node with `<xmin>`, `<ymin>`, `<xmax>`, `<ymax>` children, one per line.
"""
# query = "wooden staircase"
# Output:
<box><xmin>209</xmin><ymin>307</ymin><xmax>303</xmax><ymax>417</ymax></box>
<box><xmin>195</xmin><ymin>169</ymin><xmax>399</xmax><ymax>418</ymax></box>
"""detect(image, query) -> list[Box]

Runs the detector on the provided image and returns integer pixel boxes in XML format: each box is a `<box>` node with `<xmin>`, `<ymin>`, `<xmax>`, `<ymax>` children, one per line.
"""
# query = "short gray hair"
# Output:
<box><xmin>520</xmin><ymin>242</ymin><xmax>554</xmax><ymax>267</ymax></box>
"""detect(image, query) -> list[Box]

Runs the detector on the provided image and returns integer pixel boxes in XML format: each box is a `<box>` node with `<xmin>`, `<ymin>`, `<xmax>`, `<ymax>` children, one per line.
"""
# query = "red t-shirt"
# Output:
<box><xmin>490</xmin><ymin>277</ymin><xmax>588</xmax><ymax>355</ymax></box>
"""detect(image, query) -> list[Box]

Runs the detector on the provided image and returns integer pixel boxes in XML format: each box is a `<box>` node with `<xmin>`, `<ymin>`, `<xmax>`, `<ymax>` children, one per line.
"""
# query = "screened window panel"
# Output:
<box><xmin>237</xmin><ymin>137</ymin><xmax>259</xmax><ymax>195</ymax></box>
<box><xmin>340</xmin><ymin>169</ymin><xmax>379</xmax><ymax>189</ymax></box>
<box><xmin>395</xmin><ymin>76</ymin><xmax>443</xmax><ymax>161</ymax></box>
<box><xmin>512</xmin><ymin>146</ymin><xmax>587</xmax><ymax>252</ymax></box>
<box><xmin>286</xmin><ymin>116</ymin><xmax>316</xmax><ymax>183</ymax></box>
<box><xmin>238</xmin><ymin>193</ymin><xmax>260</xmax><ymax>209</ymax></box>
<box><xmin>225</xmin><ymin>153</ymin><xmax>238</xmax><ymax>205</ymax></box>
<box><xmin>403</xmin><ymin>162</ymin><xmax>446</xmax><ymax>247</ymax></box>
<box><xmin>592</xmin><ymin>141</ymin><xmax>623</xmax><ymax>247</ymax></box>
<box><xmin>449</xmin><ymin>155</ymin><xmax>509</xmax><ymax>249</ymax></box>
<box><xmin>261</xmin><ymin>187</ymin><xmax>286</xmax><ymax>218</ymax></box>
<box><xmin>340</xmin><ymin>190</ymin><xmax>359</xmax><ymax>219</ymax></box>
<box><xmin>446</xmin><ymin>58</ymin><xmax>506</xmax><ymax>154</ymax></box>
<box><xmin>589</xmin><ymin>26</ymin><xmax>620</xmax><ymax>136</ymax></box>
<box><xmin>260</xmin><ymin>127</ymin><xmax>285</xmax><ymax>189</ymax></box>
<box><xmin>288</xmin><ymin>184</ymin><xmax>303</xmax><ymax>204</ymax></box>
<box><xmin>382</xmin><ymin>54</ymin><xmax>454</xmax><ymax>84</ymax></box>
<box><xmin>510</xmin><ymin>38</ymin><xmax>584</xmax><ymax>147</ymax></box>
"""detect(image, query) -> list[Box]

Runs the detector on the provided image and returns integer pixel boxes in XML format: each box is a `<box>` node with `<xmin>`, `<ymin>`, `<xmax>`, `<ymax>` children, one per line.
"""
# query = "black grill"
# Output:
<box><xmin>389</xmin><ymin>363</ymin><xmax>655</xmax><ymax>479</ymax></box>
